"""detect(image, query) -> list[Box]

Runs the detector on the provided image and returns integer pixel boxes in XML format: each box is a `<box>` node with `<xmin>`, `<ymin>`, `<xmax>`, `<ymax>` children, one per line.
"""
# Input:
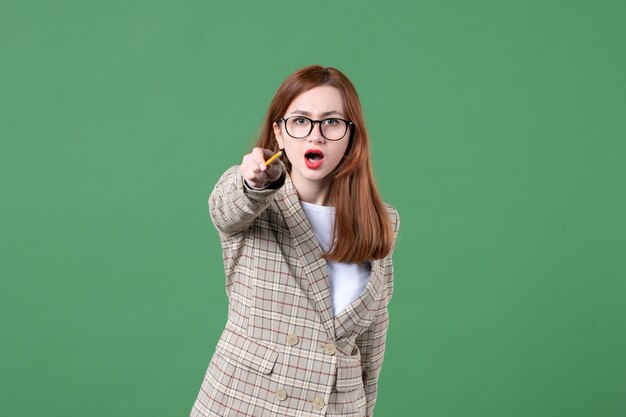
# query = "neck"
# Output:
<box><xmin>290</xmin><ymin>174</ymin><xmax>332</xmax><ymax>206</ymax></box>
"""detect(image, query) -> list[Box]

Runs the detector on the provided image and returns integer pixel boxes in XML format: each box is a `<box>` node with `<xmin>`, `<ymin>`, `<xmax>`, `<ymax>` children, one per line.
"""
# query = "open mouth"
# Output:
<box><xmin>305</xmin><ymin>150</ymin><xmax>324</xmax><ymax>161</ymax></box>
<box><xmin>304</xmin><ymin>149</ymin><xmax>324</xmax><ymax>169</ymax></box>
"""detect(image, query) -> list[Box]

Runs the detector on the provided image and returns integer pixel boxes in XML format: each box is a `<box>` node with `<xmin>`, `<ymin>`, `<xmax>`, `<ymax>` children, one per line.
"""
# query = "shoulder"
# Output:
<box><xmin>213</xmin><ymin>165</ymin><xmax>242</xmax><ymax>189</ymax></box>
<box><xmin>383</xmin><ymin>202</ymin><xmax>400</xmax><ymax>238</ymax></box>
<box><xmin>219</xmin><ymin>165</ymin><xmax>241</xmax><ymax>181</ymax></box>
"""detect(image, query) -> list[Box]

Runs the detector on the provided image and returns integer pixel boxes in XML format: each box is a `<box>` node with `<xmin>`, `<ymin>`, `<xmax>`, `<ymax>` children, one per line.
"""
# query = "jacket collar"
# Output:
<box><xmin>275</xmin><ymin>173</ymin><xmax>383</xmax><ymax>341</ymax></box>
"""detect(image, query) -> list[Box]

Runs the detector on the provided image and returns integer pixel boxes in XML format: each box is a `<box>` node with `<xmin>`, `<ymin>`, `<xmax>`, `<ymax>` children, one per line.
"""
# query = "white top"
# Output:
<box><xmin>300</xmin><ymin>200</ymin><xmax>371</xmax><ymax>317</ymax></box>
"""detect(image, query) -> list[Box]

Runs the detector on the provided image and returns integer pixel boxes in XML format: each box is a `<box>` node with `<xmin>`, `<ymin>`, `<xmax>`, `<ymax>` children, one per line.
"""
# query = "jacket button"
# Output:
<box><xmin>286</xmin><ymin>334</ymin><xmax>299</xmax><ymax>346</ymax></box>
<box><xmin>323</xmin><ymin>343</ymin><xmax>336</xmax><ymax>355</ymax></box>
<box><xmin>276</xmin><ymin>389</ymin><xmax>287</xmax><ymax>401</ymax></box>
<box><xmin>312</xmin><ymin>397</ymin><xmax>325</xmax><ymax>410</ymax></box>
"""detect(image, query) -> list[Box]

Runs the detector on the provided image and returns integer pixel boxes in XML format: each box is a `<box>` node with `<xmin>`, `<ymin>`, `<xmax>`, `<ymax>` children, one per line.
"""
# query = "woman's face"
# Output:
<box><xmin>273</xmin><ymin>85</ymin><xmax>351</xmax><ymax>186</ymax></box>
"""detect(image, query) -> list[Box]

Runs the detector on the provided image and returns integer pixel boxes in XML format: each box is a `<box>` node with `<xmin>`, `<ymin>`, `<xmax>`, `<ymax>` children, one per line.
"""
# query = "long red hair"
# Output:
<box><xmin>256</xmin><ymin>65</ymin><xmax>393</xmax><ymax>263</ymax></box>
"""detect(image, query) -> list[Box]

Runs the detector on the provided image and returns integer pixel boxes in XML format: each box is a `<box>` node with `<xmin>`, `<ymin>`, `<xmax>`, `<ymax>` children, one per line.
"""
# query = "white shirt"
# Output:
<box><xmin>300</xmin><ymin>201</ymin><xmax>371</xmax><ymax>317</ymax></box>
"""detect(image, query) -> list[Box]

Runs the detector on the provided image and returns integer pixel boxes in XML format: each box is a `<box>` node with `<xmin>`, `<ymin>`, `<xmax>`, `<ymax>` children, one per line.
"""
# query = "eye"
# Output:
<box><xmin>293</xmin><ymin>117</ymin><xmax>308</xmax><ymax>125</ymax></box>
<box><xmin>323</xmin><ymin>118</ymin><xmax>340</xmax><ymax>126</ymax></box>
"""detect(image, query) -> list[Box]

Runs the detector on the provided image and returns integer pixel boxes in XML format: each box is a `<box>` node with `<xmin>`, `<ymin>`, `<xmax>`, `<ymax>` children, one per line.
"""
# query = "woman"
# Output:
<box><xmin>191</xmin><ymin>65</ymin><xmax>400</xmax><ymax>417</ymax></box>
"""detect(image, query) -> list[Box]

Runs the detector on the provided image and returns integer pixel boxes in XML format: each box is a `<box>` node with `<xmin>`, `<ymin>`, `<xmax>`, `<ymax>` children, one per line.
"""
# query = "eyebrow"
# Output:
<box><xmin>288</xmin><ymin>110</ymin><xmax>344</xmax><ymax>118</ymax></box>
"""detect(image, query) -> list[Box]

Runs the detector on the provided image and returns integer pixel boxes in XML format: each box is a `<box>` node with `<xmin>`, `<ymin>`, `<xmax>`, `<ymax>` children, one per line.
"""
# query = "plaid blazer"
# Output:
<box><xmin>191</xmin><ymin>165</ymin><xmax>400</xmax><ymax>417</ymax></box>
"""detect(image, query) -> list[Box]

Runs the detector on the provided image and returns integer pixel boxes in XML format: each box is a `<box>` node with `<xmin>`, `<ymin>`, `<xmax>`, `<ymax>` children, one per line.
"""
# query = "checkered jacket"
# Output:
<box><xmin>191</xmin><ymin>165</ymin><xmax>400</xmax><ymax>417</ymax></box>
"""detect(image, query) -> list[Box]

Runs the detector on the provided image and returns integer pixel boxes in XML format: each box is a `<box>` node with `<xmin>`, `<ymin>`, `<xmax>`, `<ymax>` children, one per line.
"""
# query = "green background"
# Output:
<box><xmin>2</xmin><ymin>0</ymin><xmax>625</xmax><ymax>416</ymax></box>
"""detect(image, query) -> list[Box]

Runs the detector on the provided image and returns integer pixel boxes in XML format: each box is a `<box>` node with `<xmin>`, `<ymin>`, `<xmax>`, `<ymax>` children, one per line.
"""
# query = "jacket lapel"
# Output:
<box><xmin>333</xmin><ymin>258</ymin><xmax>384</xmax><ymax>339</ymax></box>
<box><xmin>275</xmin><ymin>175</ymin><xmax>336</xmax><ymax>340</ymax></box>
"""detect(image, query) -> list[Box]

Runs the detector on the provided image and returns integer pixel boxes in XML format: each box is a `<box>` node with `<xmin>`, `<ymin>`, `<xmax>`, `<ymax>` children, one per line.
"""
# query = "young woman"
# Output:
<box><xmin>191</xmin><ymin>65</ymin><xmax>400</xmax><ymax>417</ymax></box>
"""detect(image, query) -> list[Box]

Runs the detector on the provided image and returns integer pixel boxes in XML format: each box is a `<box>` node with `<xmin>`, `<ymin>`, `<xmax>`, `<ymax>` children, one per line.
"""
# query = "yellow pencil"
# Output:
<box><xmin>264</xmin><ymin>150</ymin><xmax>283</xmax><ymax>166</ymax></box>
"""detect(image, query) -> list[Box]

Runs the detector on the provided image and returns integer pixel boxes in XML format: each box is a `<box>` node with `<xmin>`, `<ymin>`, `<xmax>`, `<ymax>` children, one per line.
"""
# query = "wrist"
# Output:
<box><xmin>244</xmin><ymin>179</ymin><xmax>270</xmax><ymax>191</ymax></box>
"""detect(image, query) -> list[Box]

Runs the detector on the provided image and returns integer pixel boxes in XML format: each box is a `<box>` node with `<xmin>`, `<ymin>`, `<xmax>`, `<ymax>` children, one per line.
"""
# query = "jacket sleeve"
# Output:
<box><xmin>209</xmin><ymin>164</ymin><xmax>286</xmax><ymax>236</ymax></box>
<box><xmin>355</xmin><ymin>207</ymin><xmax>400</xmax><ymax>417</ymax></box>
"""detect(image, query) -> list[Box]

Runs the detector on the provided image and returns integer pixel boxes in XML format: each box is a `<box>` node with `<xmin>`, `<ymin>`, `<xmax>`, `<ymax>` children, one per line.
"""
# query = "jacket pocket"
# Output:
<box><xmin>214</xmin><ymin>327</ymin><xmax>279</xmax><ymax>375</ymax></box>
<box><xmin>336</xmin><ymin>356</ymin><xmax>365</xmax><ymax>392</ymax></box>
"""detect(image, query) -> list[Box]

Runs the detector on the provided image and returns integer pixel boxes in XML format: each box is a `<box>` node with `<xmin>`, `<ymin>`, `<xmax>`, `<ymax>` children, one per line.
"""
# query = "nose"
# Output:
<box><xmin>307</xmin><ymin>121</ymin><xmax>325</xmax><ymax>143</ymax></box>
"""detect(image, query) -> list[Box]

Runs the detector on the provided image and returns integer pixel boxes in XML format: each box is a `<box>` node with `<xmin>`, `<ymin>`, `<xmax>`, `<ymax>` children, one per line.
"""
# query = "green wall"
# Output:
<box><xmin>2</xmin><ymin>1</ymin><xmax>625</xmax><ymax>416</ymax></box>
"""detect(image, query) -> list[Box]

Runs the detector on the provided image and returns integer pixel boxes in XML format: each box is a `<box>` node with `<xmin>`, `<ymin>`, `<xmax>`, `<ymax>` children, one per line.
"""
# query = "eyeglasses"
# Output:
<box><xmin>279</xmin><ymin>116</ymin><xmax>353</xmax><ymax>141</ymax></box>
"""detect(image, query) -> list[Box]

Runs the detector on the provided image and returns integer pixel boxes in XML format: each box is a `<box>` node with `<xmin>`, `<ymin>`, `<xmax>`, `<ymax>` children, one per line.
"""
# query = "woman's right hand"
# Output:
<box><xmin>240</xmin><ymin>147</ymin><xmax>283</xmax><ymax>189</ymax></box>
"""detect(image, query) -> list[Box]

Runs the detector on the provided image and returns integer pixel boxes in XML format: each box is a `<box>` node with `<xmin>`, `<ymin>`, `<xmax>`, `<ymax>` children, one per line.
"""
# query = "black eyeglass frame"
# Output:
<box><xmin>278</xmin><ymin>116</ymin><xmax>353</xmax><ymax>141</ymax></box>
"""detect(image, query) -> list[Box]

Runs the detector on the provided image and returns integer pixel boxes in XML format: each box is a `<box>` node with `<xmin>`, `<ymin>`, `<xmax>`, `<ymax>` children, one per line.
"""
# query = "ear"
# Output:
<box><xmin>272</xmin><ymin>122</ymin><xmax>285</xmax><ymax>149</ymax></box>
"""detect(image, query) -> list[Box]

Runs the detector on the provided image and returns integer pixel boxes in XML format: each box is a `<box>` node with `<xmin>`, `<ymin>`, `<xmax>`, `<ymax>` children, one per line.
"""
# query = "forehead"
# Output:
<box><xmin>285</xmin><ymin>85</ymin><xmax>345</xmax><ymax>115</ymax></box>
